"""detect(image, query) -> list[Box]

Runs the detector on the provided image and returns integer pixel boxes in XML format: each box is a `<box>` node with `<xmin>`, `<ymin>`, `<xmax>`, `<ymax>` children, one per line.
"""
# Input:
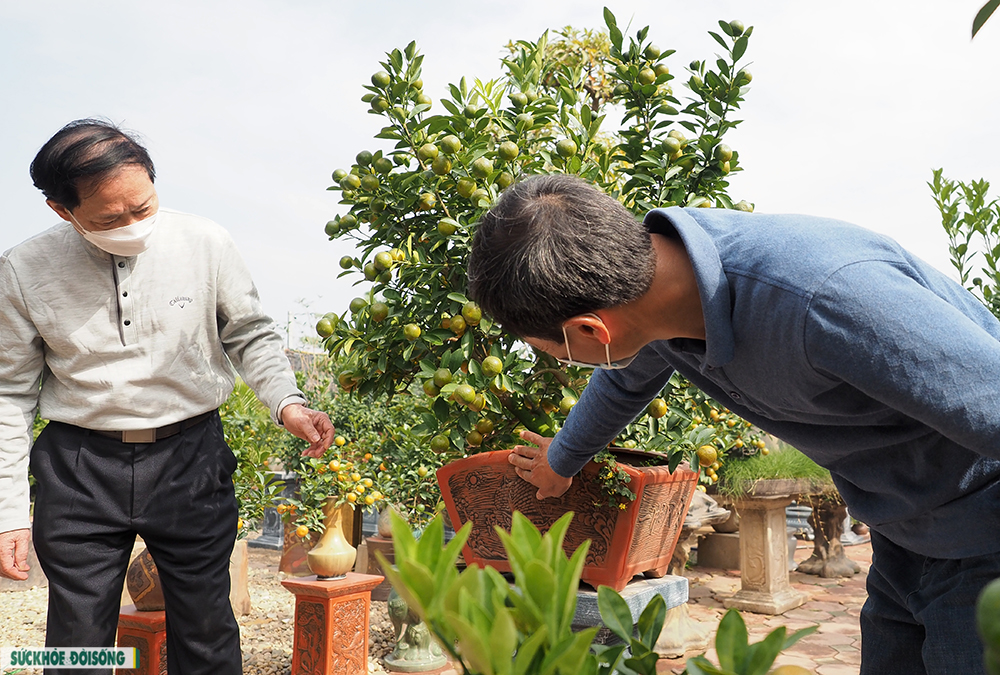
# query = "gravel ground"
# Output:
<box><xmin>0</xmin><ymin>546</ymin><xmax>401</xmax><ymax>674</ymax></box>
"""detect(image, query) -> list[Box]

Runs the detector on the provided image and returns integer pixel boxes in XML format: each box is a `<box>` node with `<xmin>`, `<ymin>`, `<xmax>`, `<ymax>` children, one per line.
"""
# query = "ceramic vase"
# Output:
<box><xmin>306</xmin><ymin>500</ymin><xmax>357</xmax><ymax>579</ymax></box>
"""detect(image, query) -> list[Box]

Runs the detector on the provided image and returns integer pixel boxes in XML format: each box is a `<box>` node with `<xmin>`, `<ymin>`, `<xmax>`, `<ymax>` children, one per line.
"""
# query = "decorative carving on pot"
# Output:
<box><xmin>126</xmin><ymin>548</ymin><xmax>165</xmax><ymax>611</ymax></box>
<box><xmin>307</xmin><ymin>500</ymin><xmax>357</xmax><ymax>579</ymax></box>
<box><xmin>437</xmin><ymin>449</ymin><xmax>698</xmax><ymax>592</ymax></box>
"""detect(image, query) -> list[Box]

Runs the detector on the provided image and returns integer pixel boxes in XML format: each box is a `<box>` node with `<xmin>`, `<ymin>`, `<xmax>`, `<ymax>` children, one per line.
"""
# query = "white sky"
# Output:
<box><xmin>2</xmin><ymin>1</ymin><xmax>998</xmax><ymax>349</ymax></box>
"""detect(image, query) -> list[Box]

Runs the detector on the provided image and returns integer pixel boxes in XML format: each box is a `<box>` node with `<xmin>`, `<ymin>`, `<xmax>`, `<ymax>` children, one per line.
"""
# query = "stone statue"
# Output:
<box><xmin>385</xmin><ymin>588</ymin><xmax>447</xmax><ymax>672</ymax></box>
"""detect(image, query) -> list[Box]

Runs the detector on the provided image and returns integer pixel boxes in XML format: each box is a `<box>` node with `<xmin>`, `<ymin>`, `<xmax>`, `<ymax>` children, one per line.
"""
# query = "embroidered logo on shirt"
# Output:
<box><xmin>169</xmin><ymin>296</ymin><xmax>193</xmax><ymax>308</ymax></box>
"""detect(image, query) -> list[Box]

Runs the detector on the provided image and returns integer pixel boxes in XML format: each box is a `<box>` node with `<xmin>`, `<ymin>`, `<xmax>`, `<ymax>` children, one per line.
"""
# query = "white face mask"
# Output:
<box><xmin>559</xmin><ymin>313</ymin><xmax>640</xmax><ymax>370</ymax></box>
<box><xmin>68</xmin><ymin>211</ymin><xmax>158</xmax><ymax>257</ymax></box>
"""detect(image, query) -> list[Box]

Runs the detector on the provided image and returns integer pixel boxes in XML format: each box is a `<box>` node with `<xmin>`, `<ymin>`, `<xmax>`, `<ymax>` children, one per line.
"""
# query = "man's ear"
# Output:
<box><xmin>563</xmin><ymin>314</ymin><xmax>612</xmax><ymax>345</ymax></box>
<box><xmin>46</xmin><ymin>200</ymin><xmax>73</xmax><ymax>223</ymax></box>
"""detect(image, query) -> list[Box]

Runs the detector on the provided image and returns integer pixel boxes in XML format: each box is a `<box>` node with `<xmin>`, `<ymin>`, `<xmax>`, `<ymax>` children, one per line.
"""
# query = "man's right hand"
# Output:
<box><xmin>509</xmin><ymin>430</ymin><xmax>573</xmax><ymax>499</ymax></box>
<box><xmin>0</xmin><ymin>529</ymin><xmax>31</xmax><ymax>580</ymax></box>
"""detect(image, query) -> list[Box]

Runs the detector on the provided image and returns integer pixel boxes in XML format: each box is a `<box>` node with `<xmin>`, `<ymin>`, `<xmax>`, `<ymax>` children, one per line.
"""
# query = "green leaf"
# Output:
<box><xmin>447</xmin><ymin>292</ymin><xmax>470</xmax><ymax>303</ymax></box>
<box><xmin>743</xmin><ymin>626</ymin><xmax>786</xmax><ymax>675</ymax></box>
<box><xmin>974</xmin><ymin>0</ymin><xmax>1000</xmax><ymax>37</ymax></box>
<box><xmin>782</xmin><ymin>624</ymin><xmax>819</xmax><ymax>650</ymax></box>
<box><xmin>715</xmin><ymin>608</ymin><xmax>749</xmax><ymax>672</ymax></box>
<box><xmin>684</xmin><ymin>656</ymin><xmax>731</xmax><ymax>675</ymax></box>
<box><xmin>598</xmin><ymin>586</ymin><xmax>634</xmax><ymax>642</ymax></box>
<box><xmin>604</xmin><ymin>7</ymin><xmax>623</xmax><ymax>50</ymax></box>
<box><xmin>488</xmin><ymin>608</ymin><xmax>518</xmax><ymax>675</ymax></box>
<box><xmin>636</xmin><ymin>593</ymin><xmax>666</xmax><ymax>647</ymax></box>
<box><xmin>733</xmin><ymin>36</ymin><xmax>749</xmax><ymax>61</ymax></box>
<box><xmin>512</xmin><ymin>625</ymin><xmax>548</xmax><ymax>675</ymax></box>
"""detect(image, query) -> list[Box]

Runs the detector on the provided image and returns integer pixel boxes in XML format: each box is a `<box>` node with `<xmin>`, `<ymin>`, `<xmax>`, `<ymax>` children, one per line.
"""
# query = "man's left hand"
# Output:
<box><xmin>282</xmin><ymin>404</ymin><xmax>335</xmax><ymax>457</ymax></box>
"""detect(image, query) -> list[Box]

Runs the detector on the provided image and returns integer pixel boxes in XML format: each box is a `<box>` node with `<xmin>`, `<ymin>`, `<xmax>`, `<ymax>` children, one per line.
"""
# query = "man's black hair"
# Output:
<box><xmin>30</xmin><ymin>118</ymin><xmax>155</xmax><ymax>211</ymax></box>
<box><xmin>468</xmin><ymin>174</ymin><xmax>656</xmax><ymax>342</ymax></box>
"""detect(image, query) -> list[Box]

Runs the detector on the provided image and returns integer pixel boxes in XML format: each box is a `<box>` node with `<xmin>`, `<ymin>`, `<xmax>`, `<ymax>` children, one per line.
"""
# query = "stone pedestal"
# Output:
<box><xmin>573</xmin><ymin>575</ymin><xmax>688</xmax><ymax>644</ymax></box>
<box><xmin>116</xmin><ymin>605</ymin><xmax>167</xmax><ymax>675</ymax></box>
<box><xmin>696</xmin><ymin>532</ymin><xmax>741</xmax><ymax>570</ymax></box>
<box><xmin>365</xmin><ymin>536</ymin><xmax>396</xmax><ymax>602</ymax></box>
<box><xmin>282</xmin><ymin>573</ymin><xmax>383</xmax><ymax>675</ymax></box>
<box><xmin>723</xmin><ymin>488</ymin><xmax>806</xmax><ymax>615</ymax></box>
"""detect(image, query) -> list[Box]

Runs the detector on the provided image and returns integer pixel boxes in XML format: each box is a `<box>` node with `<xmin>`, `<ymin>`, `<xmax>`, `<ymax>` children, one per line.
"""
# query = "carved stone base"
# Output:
<box><xmin>573</xmin><ymin>575</ymin><xmax>689</xmax><ymax>644</ymax></box>
<box><xmin>796</xmin><ymin>499</ymin><xmax>861</xmax><ymax>578</ymax></box>
<box><xmin>116</xmin><ymin>605</ymin><xmax>167</xmax><ymax>675</ymax></box>
<box><xmin>724</xmin><ymin>588</ymin><xmax>806</xmax><ymax>615</ymax></box>
<box><xmin>282</xmin><ymin>573</ymin><xmax>384</xmax><ymax>675</ymax></box>
<box><xmin>654</xmin><ymin>602</ymin><xmax>710</xmax><ymax>658</ymax></box>
<box><xmin>726</xmin><ymin>489</ymin><xmax>807</xmax><ymax>615</ymax></box>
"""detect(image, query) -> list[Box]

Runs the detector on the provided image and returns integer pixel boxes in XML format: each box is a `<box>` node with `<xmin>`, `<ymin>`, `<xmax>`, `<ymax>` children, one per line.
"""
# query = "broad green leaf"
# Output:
<box><xmin>782</xmin><ymin>624</ymin><xmax>819</xmax><ymax>650</ymax></box>
<box><xmin>538</xmin><ymin>629</ymin><xmax>598</xmax><ymax>675</ymax></box>
<box><xmin>488</xmin><ymin>608</ymin><xmax>518</xmax><ymax>675</ymax></box>
<box><xmin>974</xmin><ymin>0</ymin><xmax>1000</xmax><ymax>37</ymax></box>
<box><xmin>448</xmin><ymin>613</ymin><xmax>495</xmax><ymax>675</ymax></box>
<box><xmin>715</xmin><ymin>609</ymin><xmax>749</xmax><ymax>673</ymax></box>
<box><xmin>598</xmin><ymin>586</ymin><xmax>634</xmax><ymax>642</ymax></box>
<box><xmin>743</xmin><ymin>627</ymin><xmax>786</xmax><ymax>675</ymax></box>
<box><xmin>684</xmin><ymin>656</ymin><xmax>732</xmax><ymax>675</ymax></box>
<box><xmin>636</xmin><ymin>593</ymin><xmax>666</xmax><ymax>647</ymax></box>
<box><xmin>733</xmin><ymin>36</ymin><xmax>749</xmax><ymax>61</ymax></box>
<box><xmin>512</xmin><ymin>626</ymin><xmax>549</xmax><ymax>675</ymax></box>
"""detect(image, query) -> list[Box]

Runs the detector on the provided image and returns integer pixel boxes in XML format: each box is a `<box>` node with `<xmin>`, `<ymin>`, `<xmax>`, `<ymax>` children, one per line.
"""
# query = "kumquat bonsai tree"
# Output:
<box><xmin>319</xmin><ymin>8</ymin><xmax>766</xmax><ymax>503</ymax></box>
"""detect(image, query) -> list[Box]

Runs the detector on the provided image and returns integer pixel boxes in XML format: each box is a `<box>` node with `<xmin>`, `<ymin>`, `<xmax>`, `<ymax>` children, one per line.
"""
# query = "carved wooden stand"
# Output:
<box><xmin>116</xmin><ymin>605</ymin><xmax>167</xmax><ymax>675</ymax></box>
<box><xmin>723</xmin><ymin>480</ymin><xmax>810</xmax><ymax>615</ymax></box>
<box><xmin>282</xmin><ymin>573</ymin><xmax>383</xmax><ymax>675</ymax></box>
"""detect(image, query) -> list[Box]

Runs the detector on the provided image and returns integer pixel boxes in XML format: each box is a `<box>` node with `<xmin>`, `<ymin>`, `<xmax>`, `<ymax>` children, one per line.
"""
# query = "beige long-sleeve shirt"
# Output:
<box><xmin>0</xmin><ymin>209</ymin><xmax>305</xmax><ymax>532</ymax></box>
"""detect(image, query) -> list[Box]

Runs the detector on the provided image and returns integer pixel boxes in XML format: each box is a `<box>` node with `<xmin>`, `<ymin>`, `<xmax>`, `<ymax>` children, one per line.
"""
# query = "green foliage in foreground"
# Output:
<box><xmin>378</xmin><ymin>510</ymin><xmax>815</xmax><ymax>675</ymax></box>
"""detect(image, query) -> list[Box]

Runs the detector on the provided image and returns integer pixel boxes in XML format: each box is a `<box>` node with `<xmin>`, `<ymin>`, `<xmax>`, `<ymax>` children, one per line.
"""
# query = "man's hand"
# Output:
<box><xmin>0</xmin><ymin>529</ymin><xmax>31</xmax><ymax>581</ymax></box>
<box><xmin>282</xmin><ymin>404</ymin><xmax>336</xmax><ymax>458</ymax></box>
<box><xmin>508</xmin><ymin>430</ymin><xmax>573</xmax><ymax>499</ymax></box>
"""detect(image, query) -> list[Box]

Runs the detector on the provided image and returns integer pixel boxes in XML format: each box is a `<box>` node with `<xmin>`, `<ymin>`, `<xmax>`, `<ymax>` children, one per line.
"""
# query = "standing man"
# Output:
<box><xmin>468</xmin><ymin>174</ymin><xmax>1000</xmax><ymax>675</ymax></box>
<box><xmin>0</xmin><ymin>119</ymin><xmax>335</xmax><ymax>674</ymax></box>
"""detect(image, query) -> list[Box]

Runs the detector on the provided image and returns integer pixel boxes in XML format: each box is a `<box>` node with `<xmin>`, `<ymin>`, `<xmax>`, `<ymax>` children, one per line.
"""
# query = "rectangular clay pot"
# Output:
<box><xmin>437</xmin><ymin>449</ymin><xmax>698</xmax><ymax>592</ymax></box>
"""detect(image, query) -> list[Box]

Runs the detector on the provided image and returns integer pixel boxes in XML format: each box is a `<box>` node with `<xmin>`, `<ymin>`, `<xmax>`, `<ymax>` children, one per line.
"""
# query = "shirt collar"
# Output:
<box><xmin>643</xmin><ymin>207</ymin><xmax>735</xmax><ymax>367</ymax></box>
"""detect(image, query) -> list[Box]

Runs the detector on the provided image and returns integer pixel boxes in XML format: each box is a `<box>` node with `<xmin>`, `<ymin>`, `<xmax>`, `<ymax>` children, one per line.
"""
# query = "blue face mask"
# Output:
<box><xmin>558</xmin><ymin>314</ymin><xmax>640</xmax><ymax>370</ymax></box>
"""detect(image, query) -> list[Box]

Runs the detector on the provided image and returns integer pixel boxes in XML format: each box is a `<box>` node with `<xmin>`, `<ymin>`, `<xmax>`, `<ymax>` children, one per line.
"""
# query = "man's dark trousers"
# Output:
<box><xmin>30</xmin><ymin>413</ymin><xmax>242</xmax><ymax>675</ymax></box>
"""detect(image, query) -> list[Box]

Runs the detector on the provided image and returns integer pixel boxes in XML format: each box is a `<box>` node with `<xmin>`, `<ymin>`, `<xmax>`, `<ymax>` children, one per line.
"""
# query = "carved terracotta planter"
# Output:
<box><xmin>437</xmin><ymin>448</ymin><xmax>698</xmax><ymax>592</ymax></box>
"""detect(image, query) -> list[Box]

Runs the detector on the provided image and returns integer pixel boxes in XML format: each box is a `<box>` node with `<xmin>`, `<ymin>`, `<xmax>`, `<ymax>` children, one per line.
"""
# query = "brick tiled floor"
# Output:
<box><xmin>657</xmin><ymin>538</ymin><xmax>872</xmax><ymax>674</ymax></box>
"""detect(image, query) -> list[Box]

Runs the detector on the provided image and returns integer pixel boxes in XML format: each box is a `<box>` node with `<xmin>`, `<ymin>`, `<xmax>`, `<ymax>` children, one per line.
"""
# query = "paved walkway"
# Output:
<box><xmin>658</xmin><ymin>538</ymin><xmax>872</xmax><ymax>675</ymax></box>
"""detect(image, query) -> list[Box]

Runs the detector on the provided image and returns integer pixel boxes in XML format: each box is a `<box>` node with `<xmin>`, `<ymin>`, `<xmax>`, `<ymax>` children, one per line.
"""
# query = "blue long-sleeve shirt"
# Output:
<box><xmin>547</xmin><ymin>206</ymin><xmax>1000</xmax><ymax>558</ymax></box>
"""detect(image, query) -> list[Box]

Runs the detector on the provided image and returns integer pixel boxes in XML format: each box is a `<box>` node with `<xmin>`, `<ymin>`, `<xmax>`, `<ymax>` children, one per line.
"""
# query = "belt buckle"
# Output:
<box><xmin>123</xmin><ymin>429</ymin><xmax>156</xmax><ymax>443</ymax></box>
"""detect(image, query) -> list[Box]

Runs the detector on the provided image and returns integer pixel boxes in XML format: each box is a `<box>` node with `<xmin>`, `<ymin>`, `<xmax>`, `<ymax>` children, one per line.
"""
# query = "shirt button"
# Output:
<box><xmin>122</xmin><ymin>291</ymin><xmax>128</xmax><ymax>297</ymax></box>
<box><xmin>124</xmin><ymin>320</ymin><xmax>131</xmax><ymax>326</ymax></box>
<box><xmin>118</xmin><ymin>261</ymin><xmax>125</xmax><ymax>268</ymax></box>
<box><xmin>730</xmin><ymin>391</ymin><xmax>741</xmax><ymax>400</ymax></box>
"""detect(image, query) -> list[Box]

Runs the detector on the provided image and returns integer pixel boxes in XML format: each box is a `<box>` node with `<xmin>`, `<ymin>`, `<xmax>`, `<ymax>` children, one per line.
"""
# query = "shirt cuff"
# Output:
<box><xmin>275</xmin><ymin>395</ymin><xmax>308</xmax><ymax>426</ymax></box>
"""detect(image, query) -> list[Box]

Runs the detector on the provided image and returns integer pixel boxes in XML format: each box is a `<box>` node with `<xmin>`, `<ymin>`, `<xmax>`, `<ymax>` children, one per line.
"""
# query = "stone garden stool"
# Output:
<box><xmin>282</xmin><ymin>572</ymin><xmax>383</xmax><ymax>675</ymax></box>
<box><xmin>723</xmin><ymin>479</ymin><xmax>818</xmax><ymax>615</ymax></box>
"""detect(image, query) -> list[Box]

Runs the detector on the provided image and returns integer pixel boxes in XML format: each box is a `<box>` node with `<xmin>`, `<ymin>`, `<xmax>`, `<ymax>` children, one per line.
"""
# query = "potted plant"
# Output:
<box><xmin>378</xmin><ymin>509</ymin><xmax>816</xmax><ymax>675</ymax></box>
<box><xmin>318</xmin><ymin>10</ymin><xmax>767</xmax><ymax>588</ymax></box>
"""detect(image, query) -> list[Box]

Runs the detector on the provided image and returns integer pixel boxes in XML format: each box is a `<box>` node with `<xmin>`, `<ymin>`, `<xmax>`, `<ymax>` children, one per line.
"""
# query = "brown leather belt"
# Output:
<box><xmin>91</xmin><ymin>410</ymin><xmax>217</xmax><ymax>443</ymax></box>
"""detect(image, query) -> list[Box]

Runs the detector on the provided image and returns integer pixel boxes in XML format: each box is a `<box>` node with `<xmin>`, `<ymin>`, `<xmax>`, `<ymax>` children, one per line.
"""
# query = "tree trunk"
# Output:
<box><xmin>796</xmin><ymin>497</ymin><xmax>860</xmax><ymax>578</ymax></box>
